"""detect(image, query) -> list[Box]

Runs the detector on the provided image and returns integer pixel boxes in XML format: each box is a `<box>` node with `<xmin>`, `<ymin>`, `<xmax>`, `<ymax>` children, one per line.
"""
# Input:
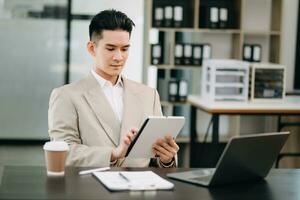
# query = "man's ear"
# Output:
<box><xmin>87</xmin><ymin>41</ymin><xmax>96</xmax><ymax>57</ymax></box>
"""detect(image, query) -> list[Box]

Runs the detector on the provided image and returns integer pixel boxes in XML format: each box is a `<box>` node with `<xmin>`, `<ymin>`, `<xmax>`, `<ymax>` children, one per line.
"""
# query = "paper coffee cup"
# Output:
<box><xmin>43</xmin><ymin>141</ymin><xmax>69</xmax><ymax>176</ymax></box>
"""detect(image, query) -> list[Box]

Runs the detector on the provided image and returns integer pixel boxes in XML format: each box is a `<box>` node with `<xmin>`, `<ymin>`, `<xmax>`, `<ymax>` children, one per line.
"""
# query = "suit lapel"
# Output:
<box><xmin>82</xmin><ymin>74</ymin><xmax>121</xmax><ymax>146</ymax></box>
<box><xmin>120</xmin><ymin>78</ymin><xmax>144</xmax><ymax>138</ymax></box>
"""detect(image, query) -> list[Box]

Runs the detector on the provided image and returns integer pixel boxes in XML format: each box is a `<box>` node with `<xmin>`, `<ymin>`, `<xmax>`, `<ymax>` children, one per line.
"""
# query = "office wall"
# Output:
<box><xmin>0</xmin><ymin>0</ymin><xmax>144</xmax><ymax>140</ymax></box>
<box><xmin>0</xmin><ymin>0</ymin><xmax>67</xmax><ymax>139</ymax></box>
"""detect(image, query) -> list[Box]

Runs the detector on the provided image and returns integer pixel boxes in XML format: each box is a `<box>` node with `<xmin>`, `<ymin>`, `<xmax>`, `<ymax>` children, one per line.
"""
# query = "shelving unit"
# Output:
<box><xmin>144</xmin><ymin>0</ymin><xmax>282</xmax><ymax>166</ymax></box>
<box><xmin>144</xmin><ymin>0</ymin><xmax>282</xmax><ymax>66</ymax></box>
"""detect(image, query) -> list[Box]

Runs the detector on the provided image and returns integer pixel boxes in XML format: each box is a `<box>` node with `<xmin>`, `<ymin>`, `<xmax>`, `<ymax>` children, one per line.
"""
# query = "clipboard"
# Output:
<box><xmin>93</xmin><ymin>171</ymin><xmax>174</xmax><ymax>191</ymax></box>
<box><xmin>125</xmin><ymin>116</ymin><xmax>185</xmax><ymax>158</ymax></box>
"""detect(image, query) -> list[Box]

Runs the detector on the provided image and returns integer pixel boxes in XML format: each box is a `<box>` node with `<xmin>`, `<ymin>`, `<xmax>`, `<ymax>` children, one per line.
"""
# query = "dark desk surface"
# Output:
<box><xmin>0</xmin><ymin>166</ymin><xmax>300</xmax><ymax>200</ymax></box>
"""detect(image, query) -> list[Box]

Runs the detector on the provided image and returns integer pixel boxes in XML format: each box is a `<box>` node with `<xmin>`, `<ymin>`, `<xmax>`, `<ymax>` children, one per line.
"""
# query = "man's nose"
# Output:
<box><xmin>113</xmin><ymin>50</ymin><xmax>123</xmax><ymax>60</ymax></box>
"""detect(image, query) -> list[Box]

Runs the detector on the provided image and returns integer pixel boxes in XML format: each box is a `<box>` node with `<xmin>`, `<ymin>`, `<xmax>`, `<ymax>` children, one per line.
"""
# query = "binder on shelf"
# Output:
<box><xmin>168</xmin><ymin>79</ymin><xmax>178</xmax><ymax>102</ymax></box>
<box><xmin>149</xmin><ymin>28</ymin><xmax>159</xmax><ymax>44</ymax></box>
<box><xmin>153</xmin><ymin>7</ymin><xmax>164</xmax><ymax>27</ymax></box>
<box><xmin>157</xmin><ymin>69</ymin><xmax>168</xmax><ymax>101</ymax></box>
<box><xmin>170</xmin><ymin>69</ymin><xmax>191</xmax><ymax>102</ymax></box>
<box><xmin>164</xmin><ymin>6</ymin><xmax>173</xmax><ymax>27</ymax></box>
<box><xmin>199</xmin><ymin>3</ymin><xmax>207</xmax><ymax>28</ymax></box>
<box><xmin>175</xmin><ymin>43</ymin><xmax>184</xmax><ymax>65</ymax></box>
<box><xmin>173</xmin><ymin>6</ymin><xmax>183</xmax><ymax>27</ymax></box>
<box><xmin>147</xmin><ymin>66</ymin><xmax>158</xmax><ymax>89</ymax></box>
<box><xmin>162</xmin><ymin>105</ymin><xmax>173</xmax><ymax>116</ymax></box>
<box><xmin>202</xmin><ymin>44</ymin><xmax>212</xmax><ymax>61</ymax></box>
<box><xmin>183</xmin><ymin>44</ymin><xmax>192</xmax><ymax>65</ymax></box>
<box><xmin>192</xmin><ymin>44</ymin><xmax>202</xmax><ymax>66</ymax></box>
<box><xmin>151</xmin><ymin>44</ymin><xmax>162</xmax><ymax>65</ymax></box>
<box><xmin>242</xmin><ymin>44</ymin><xmax>262</xmax><ymax>62</ymax></box>
<box><xmin>209</xmin><ymin>6</ymin><xmax>219</xmax><ymax>29</ymax></box>
<box><xmin>173</xmin><ymin>105</ymin><xmax>190</xmax><ymax>137</ymax></box>
<box><xmin>199</xmin><ymin>0</ymin><xmax>238</xmax><ymax>29</ymax></box>
<box><xmin>252</xmin><ymin>45</ymin><xmax>262</xmax><ymax>62</ymax></box>
<box><xmin>226</xmin><ymin>1</ymin><xmax>236</xmax><ymax>29</ymax></box>
<box><xmin>243</xmin><ymin>44</ymin><xmax>252</xmax><ymax>62</ymax></box>
<box><xmin>219</xmin><ymin>7</ymin><xmax>228</xmax><ymax>28</ymax></box>
<box><xmin>178</xmin><ymin>79</ymin><xmax>188</xmax><ymax>102</ymax></box>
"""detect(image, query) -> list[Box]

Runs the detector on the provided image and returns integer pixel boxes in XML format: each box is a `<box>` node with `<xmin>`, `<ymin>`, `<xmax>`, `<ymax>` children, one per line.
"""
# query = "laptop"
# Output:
<box><xmin>167</xmin><ymin>132</ymin><xmax>290</xmax><ymax>187</ymax></box>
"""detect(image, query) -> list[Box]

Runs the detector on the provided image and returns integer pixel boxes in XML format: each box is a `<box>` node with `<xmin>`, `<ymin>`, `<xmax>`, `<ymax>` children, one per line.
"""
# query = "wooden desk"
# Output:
<box><xmin>0</xmin><ymin>166</ymin><xmax>300</xmax><ymax>200</ymax></box>
<box><xmin>188</xmin><ymin>95</ymin><xmax>300</xmax><ymax>167</ymax></box>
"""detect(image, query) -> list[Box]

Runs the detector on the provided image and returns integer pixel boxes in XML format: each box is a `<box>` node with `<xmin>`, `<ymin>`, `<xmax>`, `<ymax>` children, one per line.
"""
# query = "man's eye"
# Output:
<box><xmin>122</xmin><ymin>48</ymin><xmax>129</xmax><ymax>52</ymax></box>
<box><xmin>106</xmin><ymin>48</ymin><xmax>114</xmax><ymax>51</ymax></box>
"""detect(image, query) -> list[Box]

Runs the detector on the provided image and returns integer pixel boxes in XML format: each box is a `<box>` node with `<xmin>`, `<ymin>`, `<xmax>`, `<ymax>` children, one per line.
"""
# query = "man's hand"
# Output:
<box><xmin>111</xmin><ymin>127</ymin><xmax>137</xmax><ymax>162</ymax></box>
<box><xmin>152</xmin><ymin>134</ymin><xmax>179</xmax><ymax>164</ymax></box>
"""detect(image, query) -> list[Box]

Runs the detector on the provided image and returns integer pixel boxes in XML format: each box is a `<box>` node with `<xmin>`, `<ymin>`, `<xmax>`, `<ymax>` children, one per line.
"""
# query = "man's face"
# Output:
<box><xmin>91</xmin><ymin>30</ymin><xmax>130</xmax><ymax>81</ymax></box>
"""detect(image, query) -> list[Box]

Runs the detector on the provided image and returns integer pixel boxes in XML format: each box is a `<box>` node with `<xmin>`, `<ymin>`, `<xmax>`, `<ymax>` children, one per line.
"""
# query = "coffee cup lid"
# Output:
<box><xmin>43</xmin><ymin>141</ymin><xmax>69</xmax><ymax>151</ymax></box>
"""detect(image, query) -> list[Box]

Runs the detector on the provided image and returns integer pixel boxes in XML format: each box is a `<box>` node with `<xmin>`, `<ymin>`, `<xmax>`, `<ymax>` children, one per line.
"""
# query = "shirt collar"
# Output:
<box><xmin>91</xmin><ymin>69</ymin><xmax>123</xmax><ymax>88</ymax></box>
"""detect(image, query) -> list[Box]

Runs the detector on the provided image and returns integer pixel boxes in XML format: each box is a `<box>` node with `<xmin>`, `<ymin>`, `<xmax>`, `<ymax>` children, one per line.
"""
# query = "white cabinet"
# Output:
<box><xmin>202</xmin><ymin>59</ymin><xmax>249</xmax><ymax>101</ymax></box>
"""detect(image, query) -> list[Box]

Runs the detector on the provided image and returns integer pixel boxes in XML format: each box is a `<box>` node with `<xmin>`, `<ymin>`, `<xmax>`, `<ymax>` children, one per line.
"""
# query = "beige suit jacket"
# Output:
<box><xmin>48</xmin><ymin>73</ymin><xmax>165</xmax><ymax>167</ymax></box>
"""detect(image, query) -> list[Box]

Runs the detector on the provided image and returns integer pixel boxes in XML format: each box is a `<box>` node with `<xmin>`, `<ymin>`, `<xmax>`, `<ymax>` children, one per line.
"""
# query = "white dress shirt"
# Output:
<box><xmin>91</xmin><ymin>70</ymin><xmax>123</xmax><ymax>122</ymax></box>
<box><xmin>91</xmin><ymin>70</ymin><xmax>175</xmax><ymax>167</ymax></box>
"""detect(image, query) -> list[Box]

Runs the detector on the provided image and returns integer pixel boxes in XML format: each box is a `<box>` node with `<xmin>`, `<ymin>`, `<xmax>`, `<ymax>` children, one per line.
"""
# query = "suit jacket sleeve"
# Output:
<box><xmin>48</xmin><ymin>88</ymin><xmax>113</xmax><ymax>167</ymax></box>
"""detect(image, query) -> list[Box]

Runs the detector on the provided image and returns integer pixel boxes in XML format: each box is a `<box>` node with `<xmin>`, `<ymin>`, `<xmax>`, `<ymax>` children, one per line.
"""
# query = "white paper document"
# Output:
<box><xmin>93</xmin><ymin>171</ymin><xmax>174</xmax><ymax>191</ymax></box>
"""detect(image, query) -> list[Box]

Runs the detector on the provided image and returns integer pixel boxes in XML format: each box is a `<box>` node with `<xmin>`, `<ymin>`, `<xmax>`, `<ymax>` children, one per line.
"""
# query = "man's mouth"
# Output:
<box><xmin>110</xmin><ymin>65</ymin><xmax>123</xmax><ymax>67</ymax></box>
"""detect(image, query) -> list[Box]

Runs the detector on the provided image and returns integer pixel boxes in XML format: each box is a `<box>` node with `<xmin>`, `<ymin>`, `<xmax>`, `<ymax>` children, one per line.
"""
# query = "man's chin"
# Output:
<box><xmin>111</xmin><ymin>67</ymin><xmax>123</xmax><ymax>72</ymax></box>
<box><xmin>109</xmin><ymin>69</ymin><xmax>122</xmax><ymax>76</ymax></box>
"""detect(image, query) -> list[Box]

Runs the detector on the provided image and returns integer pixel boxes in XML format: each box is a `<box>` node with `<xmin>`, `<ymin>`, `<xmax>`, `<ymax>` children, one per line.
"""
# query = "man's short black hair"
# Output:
<box><xmin>89</xmin><ymin>9</ymin><xmax>135</xmax><ymax>42</ymax></box>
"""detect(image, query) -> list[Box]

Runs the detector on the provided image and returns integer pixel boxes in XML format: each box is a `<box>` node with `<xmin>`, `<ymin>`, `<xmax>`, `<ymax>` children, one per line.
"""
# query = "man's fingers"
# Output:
<box><xmin>130</xmin><ymin>127</ymin><xmax>138</xmax><ymax>134</ymax></box>
<box><xmin>127</xmin><ymin>133</ymin><xmax>135</xmax><ymax>142</ymax></box>
<box><xmin>169</xmin><ymin>140</ymin><xmax>179</xmax><ymax>151</ymax></box>
<box><xmin>165</xmin><ymin>134</ymin><xmax>173</xmax><ymax>141</ymax></box>
<box><xmin>156</xmin><ymin>139</ymin><xmax>178</xmax><ymax>154</ymax></box>
<box><xmin>160</xmin><ymin>142</ymin><xmax>177</xmax><ymax>155</ymax></box>
<box><xmin>153</xmin><ymin>144</ymin><xmax>173</xmax><ymax>158</ymax></box>
<box><xmin>164</xmin><ymin>135</ymin><xmax>180</xmax><ymax>151</ymax></box>
<box><xmin>124</xmin><ymin>136</ymin><xmax>131</xmax><ymax>145</ymax></box>
<box><xmin>125</xmin><ymin>129</ymin><xmax>136</xmax><ymax>142</ymax></box>
<box><xmin>153</xmin><ymin>149</ymin><xmax>172</xmax><ymax>163</ymax></box>
<box><xmin>115</xmin><ymin>128</ymin><xmax>139</xmax><ymax>159</ymax></box>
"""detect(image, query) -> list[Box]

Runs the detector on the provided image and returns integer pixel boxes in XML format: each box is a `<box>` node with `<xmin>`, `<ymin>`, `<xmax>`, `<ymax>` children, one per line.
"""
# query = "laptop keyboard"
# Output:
<box><xmin>189</xmin><ymin>169</ymin><xmax>215</xmax><ymax>183</ymax></box>
<box><xmin>191</xmin><ymin>169</ymin><xmax>215</xmax><ymax>176</ymax></box>
<box><xmin>190</xmin><ymin>175</ymin><xmax>213</xmax><ymax>182</ymax></box>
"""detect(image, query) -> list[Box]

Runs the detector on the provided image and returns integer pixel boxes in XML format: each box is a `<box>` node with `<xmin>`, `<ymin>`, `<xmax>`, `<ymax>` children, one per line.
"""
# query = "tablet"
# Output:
<box><xmin>125</xmin><ymin>116</ymin><xmax>185</xmax><ymax>158</ymax></box>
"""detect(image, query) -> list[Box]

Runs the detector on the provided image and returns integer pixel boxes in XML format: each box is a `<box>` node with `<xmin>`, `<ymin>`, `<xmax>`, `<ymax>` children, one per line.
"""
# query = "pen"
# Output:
<box><xmin>118</xmin><ymin>172</ymin><xmax>130</xmax><ymax>182</ymax></box>
<box><xmin>79</xmin><ymin>167</ymin><xmax>110</xmax><ymax>175</ymax></box>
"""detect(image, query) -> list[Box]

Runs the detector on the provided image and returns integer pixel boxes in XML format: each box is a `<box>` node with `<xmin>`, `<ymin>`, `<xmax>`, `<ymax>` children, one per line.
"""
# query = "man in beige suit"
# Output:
<box><xmin>48</xmin><ymin>9</ymin><xmax>179</xmax><ymax>168</ymax></box>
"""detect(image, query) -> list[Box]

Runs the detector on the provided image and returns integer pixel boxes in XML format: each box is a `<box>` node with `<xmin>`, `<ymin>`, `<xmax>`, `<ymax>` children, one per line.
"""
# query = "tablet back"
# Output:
<box><xmin>126</xmin><ymin>116</ymin><xmax>185</xmax><ymax>158</ymax></box>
